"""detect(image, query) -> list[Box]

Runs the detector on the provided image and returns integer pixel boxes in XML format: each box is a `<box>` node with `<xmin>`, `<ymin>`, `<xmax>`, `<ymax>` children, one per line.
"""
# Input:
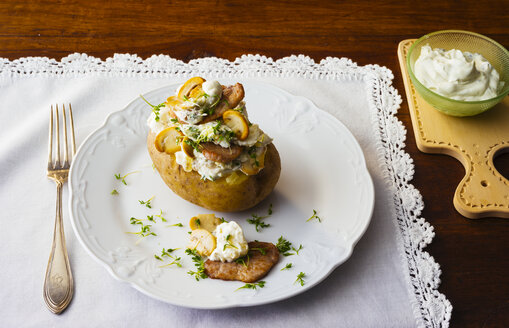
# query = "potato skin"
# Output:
<box><xmin>147</xmin><ymin>131</ymin><xmax>281</xmax><ymax>212</ymax></box>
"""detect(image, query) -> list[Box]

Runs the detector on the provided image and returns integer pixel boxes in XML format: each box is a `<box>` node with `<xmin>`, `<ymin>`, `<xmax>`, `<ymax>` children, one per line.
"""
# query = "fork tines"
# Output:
<box><xmin>48</xmin><ymin>104</ymin><xmax>76</xmax><ymax>169</ymax></box>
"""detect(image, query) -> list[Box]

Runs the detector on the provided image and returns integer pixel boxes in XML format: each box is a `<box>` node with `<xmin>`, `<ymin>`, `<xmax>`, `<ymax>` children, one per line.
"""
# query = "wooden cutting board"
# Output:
<box><xmin>398</xmin><ymin>39</ymin><xmax>509</xmax><ymax>219</ymax></box>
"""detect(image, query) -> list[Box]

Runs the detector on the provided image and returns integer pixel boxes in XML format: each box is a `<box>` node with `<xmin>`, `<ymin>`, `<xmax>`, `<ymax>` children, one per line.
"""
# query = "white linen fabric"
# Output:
<box><xmin>0</xmin><ymin>54</ymin><xmax>451</xmax><ymax>328</ymax></box>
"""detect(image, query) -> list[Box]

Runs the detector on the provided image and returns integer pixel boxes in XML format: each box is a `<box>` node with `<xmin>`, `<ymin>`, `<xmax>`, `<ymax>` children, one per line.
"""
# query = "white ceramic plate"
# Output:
<box><xmin>69</xmin><ymin>81</ymin><xmax>374</xmax><ymax>309</ymax></box>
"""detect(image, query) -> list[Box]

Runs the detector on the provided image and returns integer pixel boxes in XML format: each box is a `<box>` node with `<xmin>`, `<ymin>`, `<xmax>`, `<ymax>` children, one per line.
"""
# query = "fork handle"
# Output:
<box><xmin>43</xmin><ymin>181</ymin><xmax>74</xmax><ymax>314</ymax></box>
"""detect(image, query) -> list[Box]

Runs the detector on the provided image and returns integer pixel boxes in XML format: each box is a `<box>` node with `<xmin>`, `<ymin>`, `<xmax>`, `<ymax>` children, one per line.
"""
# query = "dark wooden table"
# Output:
<box><xmin>2</xmin><ymin>1</ymin><xmax>507</xmax><ymax>326</ymax></box>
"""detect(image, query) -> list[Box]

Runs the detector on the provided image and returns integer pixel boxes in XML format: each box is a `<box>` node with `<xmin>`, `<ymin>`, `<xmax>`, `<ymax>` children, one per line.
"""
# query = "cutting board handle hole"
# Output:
<box><xmin>493</xmin><ymin>151</ymin><xmax>509</xmax><ymax>182</ymax></box>
<box><xmin>480</xmin><ymin>180</ymin><xmax>489</xmax><ymax>187</ymax></box>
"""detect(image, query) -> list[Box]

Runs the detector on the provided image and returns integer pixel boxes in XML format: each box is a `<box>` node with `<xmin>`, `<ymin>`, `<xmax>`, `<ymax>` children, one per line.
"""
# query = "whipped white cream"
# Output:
<box><xmin>202</xmin><ymin>80</ymin><xmax>222</xmax><ymax>97</ymax></box>
<box><xmin>147</xmin><ymin>105</ymin><xmax>174</xmax><ymax>135</ymax></box>
<box><xmin>414</xmin><ymin>45</ymin><xmax>503</xmax><ymax>101</ymax></box>
<box><xmin>209</xmin><ymin>221</ymin><xmax>248</xmax><ymax>262</ymax></box>
<box><xmin>175</xmin><ymin>150</ymin><xmax>240</xmax><ymax>180</ymax></box>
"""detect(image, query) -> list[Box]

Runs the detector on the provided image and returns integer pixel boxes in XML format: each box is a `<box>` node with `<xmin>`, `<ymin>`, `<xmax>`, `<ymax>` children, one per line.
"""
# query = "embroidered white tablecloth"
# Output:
<box><xmin>0</xmin><ymin>54</ymin><xmax>451</xmax><ymax>327</ymax></box>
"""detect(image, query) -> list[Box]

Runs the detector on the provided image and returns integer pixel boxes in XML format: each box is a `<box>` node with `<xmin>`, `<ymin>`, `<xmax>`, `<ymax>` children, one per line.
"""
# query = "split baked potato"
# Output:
<box><xmin>146</xmin><ymin>77</ymin><xmax>281</xmax><ymax>212</ymax></box>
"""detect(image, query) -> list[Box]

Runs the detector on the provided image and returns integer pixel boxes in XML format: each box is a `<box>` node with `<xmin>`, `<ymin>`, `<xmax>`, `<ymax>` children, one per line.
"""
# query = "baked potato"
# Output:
<box><xmin>146</xmin><ymin>78</ymin><xmax>281</xmax><ymax>212</ymax></box>
<box><xmin>147</xmin><ymin>132</ymin><xmax>280</xmax><ymax>212</ymax></box>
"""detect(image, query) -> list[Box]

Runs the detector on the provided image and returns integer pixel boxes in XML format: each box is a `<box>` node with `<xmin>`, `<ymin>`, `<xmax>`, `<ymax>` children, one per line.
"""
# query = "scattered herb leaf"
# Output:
<box><xmin>139</xmin><ymin>196</ymin><xmax>155</xmax><ymax>208</ymax></box>
<box><xmin>306</xmin><ymin>209</ymin><xmax>321</xmax><ymax>223</ymax></box>
<box><xmin>235</xmin><ymin>281</ymin><xmax>265</xmax><ymax>291</ymax></box>
<box><xmin>155</xmin><ymin>248</ymin><xmax>182</xmax><ymax>267</ymax></box>
<box><xmin>185</xmin><ymin>248</ymin><xmax>208</xmax><ymax>281</ymax></box>
<box><xmin>114</xmin><ymin>171</ymin><xmax>140</xmax><ymax>185</ymax></box>
<box><xmin>111</xmin><ymin>189</ymin><xmax>119</xmax><ymax>195</ymax></box>
<box><xmin>247</xmin><ymin>214</ymin><xmax>270</xmax><ymax>232</ymax></box>
<box><xmin>155</xmin><ymin>209</ymin><xmax>167</xmax><ymax>222</ymax></box>
<box><xmin>292</xmin><ymin>245</ymin><xmax>303</xmax><ymax>255</ymax></box>
<box><xmin>159</xmin><ymin>247</ymin><xmax>178</xmax><ymax>257</ymax></box>
<box><xmin>235</xmin><ymin>254</ymin><xmax>250</xmax><ymax>267</ymax></box>
<box><xmin>295</xmin><ymin>272</ymin><xmax>306</xmax><ymax>286</ymax></box>
<box><xmin>126</xmin><ymin>220</ymin><xmax>157</xmax><ymax>244</ymax></box>
<box><xmin>281</xmin><ymin>263</ymin><xmax>293</xmax><ymax>271</ymax></box>
<box><xmin>130</xmin><ymin>217</ymin><xmax>143</xmax><ymax>225</ymax></box>
<box><xmin>247</xmin><ymin>204</ymin><xmax>274</xmax><ymax>232</ymax></box>
<box><xmin>184</xmin><ymin>138</ymin><xmax>202</xmax><ymax>153</ymax></box>
<box><xmin>140</xmin><ymin>95</ymin><xmax>165</xmax><ymax>122</ymax></box>
<box><xmin>159</xmin><ymin>256</ymin><xmax>182</xmax><ymax>268</ymax></box>
<box><xmin>223</xmin><ymin>234</ymin><xmax>238</xmax><ymax>251</ymax></box>
<box><xmin>276</xmin><ymin>236</ymin><xmax>294</xmax><ymax>256</ymax></box>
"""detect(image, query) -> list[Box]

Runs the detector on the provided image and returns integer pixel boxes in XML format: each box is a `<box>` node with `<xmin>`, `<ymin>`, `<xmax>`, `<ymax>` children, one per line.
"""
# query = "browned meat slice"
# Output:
<box><xmin>201</xmin><ymin>83</ymin><xmax>245</xmax><ymax>123</ymax></box>
<box><xmin>201</xmin><ymin>142</ymin><xmax>243</xmax><ymax>163</ymax></box>
<box><xmin>223</xmin><ymin>83</ymin><xmax>245</xmax><ymax>108</ymax></box>
<box><xmin>204</xmin><ymin>241</ymin><xmax>279</xmax><ymax>283</ymax></box>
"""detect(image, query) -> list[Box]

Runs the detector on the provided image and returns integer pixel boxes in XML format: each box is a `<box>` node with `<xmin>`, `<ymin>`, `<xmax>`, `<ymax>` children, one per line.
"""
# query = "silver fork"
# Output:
<box><xmin>44</xmin><ymin>104</ymin><xmax>76</xmax><ymax>314</ymax></box>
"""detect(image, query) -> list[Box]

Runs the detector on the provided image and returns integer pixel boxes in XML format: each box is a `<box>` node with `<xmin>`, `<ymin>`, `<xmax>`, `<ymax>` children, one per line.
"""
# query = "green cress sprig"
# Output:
<box><xmin>138</xmin><ymin>196</ymin><xmax>155</xmax><ymax>208</ymax></box>
<box><xmin>140</xmin><ymin>95</ymin><xmax>165</xmax><ymax>122</ymax></box>
<box><xmin>111</xmin><ymin>189</ymin><xmax>119</xmax><ymax>195</ymax></box>
<box><xmin>154</xmin><ymin>248</ymin><xmax>182</xmax><ymax>268</ymax></box>
<box><xmin>154</xmin><ymin>247</ymin><xmax>179</xmax><ymax>260</ymax></box>
<box><xmin>275</xmin><ymin>236</ymin><xmax>293</xmax><ymax>256</ymax></box>
<box><xmin>247</xmin><ymin>203</ymin><xmax>273</xmax><ymax>232</ymax></box>
<box><xmin>247</xmin><ymin>214</ymin><xmax>270</xmax><ymax>232</ymax></box>
<box><xmin>294</xmin><ymin>272</ymin><xmax>306</xmax><ymax>286</ymax></box>
<box><xmin>235</xmin><ymin>281</ymin><xmax>266</xmax><ymax>291</ymax></box>
<box><xmin>235</xmin><ymin>254</ymin><xmax>250</xmax><ymax>267</ymax></box>
<box><xmin>210</xmin><ymin>120</ymin><xmax>235</xmax><ymax>143</ymax></box>
<box><xmin>223</xmin><ymin>234</ymin><xmax>238</xmax><ymax>251</ymax></box>
<box><xmin>130</xmin><ymin>217</ymin><xmax>143</xmax><ymax>225</ymax></box>
<box><xmin>114</xmin><ymin>171</ymin><xmax>140</xmax><ymax>185</ymax></box>
<box><xmin>275</xmin><ymin>236</ymin><xmax>303</xmax><ymax>256</ymax></box>
<box><xmin>185</xmin><ymin>249</ymin><xmax>208</xmax><ymax>281</ymax></box>
<box><xmin>292</xmin><ymin>244</ymin><xmax>303</xmax><ymax>255</ymax></box>
<box><xmin>184</xmin><ymin>138</ymin><xmax>202</xmax><ymax>153</ymax></box>
<box><xmin>155</xmin><ymin>209</ymin><xmax>167</xmax><ymax>222</ymax></box>
<box><xmin>281</xmin><ymin>263</ymin><xmax>293</xmax><ymax>271</ymax></box>
<box><xmin>306</xmin><ymin>209</ymin><xmax>321</xmax><ymax>223</ymax></box>
<box><xmin>126</xmin><ymin>218</ymin><xmax>157</xmax><ymax>244</ymax></box>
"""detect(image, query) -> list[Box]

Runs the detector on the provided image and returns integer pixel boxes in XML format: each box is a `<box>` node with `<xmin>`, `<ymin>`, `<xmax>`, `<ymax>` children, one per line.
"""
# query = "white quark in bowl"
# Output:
<box><xmin>414</xmin><ymin>45</ymin><xmax>503</xmax><ymax>101</ymax></box>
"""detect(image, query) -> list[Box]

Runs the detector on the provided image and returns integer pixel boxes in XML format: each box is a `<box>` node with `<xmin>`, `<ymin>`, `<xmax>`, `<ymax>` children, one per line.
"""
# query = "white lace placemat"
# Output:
<box><xmin>0</xmin><ymin>54</ymin><xmax>451</xmax><ymax>327</ymax></box>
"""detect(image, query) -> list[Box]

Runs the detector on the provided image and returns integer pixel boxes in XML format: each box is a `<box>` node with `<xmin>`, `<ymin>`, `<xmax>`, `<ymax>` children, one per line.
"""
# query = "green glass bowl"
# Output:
<box><xmin>407</xmin><ymin>30</ymin><xmax>509</xmax><ymax>117</ymax></box>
